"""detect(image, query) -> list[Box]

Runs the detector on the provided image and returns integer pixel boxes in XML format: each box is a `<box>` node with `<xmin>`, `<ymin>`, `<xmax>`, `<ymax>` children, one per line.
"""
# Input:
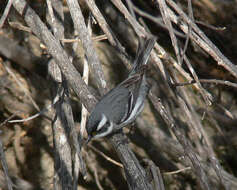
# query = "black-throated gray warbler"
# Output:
<box><xmin>86</xmin><ymin>36</ymin><xmax>156</xmax><ymax>142</ymax></box>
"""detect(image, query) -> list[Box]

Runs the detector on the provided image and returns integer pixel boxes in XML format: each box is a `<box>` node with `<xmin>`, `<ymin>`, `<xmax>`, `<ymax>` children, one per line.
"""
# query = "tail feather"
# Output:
<box><xmin>130</xmin><ymin>36</ymin><xmax>156</xmax><ymax>75</ymax></box>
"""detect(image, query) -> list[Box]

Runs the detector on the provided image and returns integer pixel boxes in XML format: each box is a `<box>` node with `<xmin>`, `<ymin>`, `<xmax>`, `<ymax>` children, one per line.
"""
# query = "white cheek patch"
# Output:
<box><xmin>94</xmin><ymin>121</ymin><xmax>113</xmax><ymax>139</ymax></box>
<box><xmin>97</xmin><ymin>114</ymin><xmax>108</xmax><ymax>131</ymax></box>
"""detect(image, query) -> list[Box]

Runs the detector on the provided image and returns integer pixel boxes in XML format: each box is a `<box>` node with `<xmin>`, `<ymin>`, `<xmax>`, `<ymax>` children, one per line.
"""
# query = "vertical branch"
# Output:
<box><xmin>46</xmin><ymin>1</ymin><xmax>74</xmax><ymax>189</ymax></box>
<box><xmin>156</xmin><ymin>0</ymin><xmax>181</xmax><ymax>65</ymax></box>
<box><xmin>66</xmin><ymin>0</ymin><xmax>107</xmax><ymax>95</ymax></box>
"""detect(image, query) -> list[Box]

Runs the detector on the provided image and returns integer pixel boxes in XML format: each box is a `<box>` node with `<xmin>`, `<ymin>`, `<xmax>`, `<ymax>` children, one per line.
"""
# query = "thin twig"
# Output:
<box><xmin>180</xmin><ymin>0</ymin><xmax>193</xmax><ymax>64</ymax></box>
<box><xmin>148</xmin><ymin>91</ymin><xmax>211</xmax><ymax>190</ymax></box>
<box><xmin>183</xmin><ymin>55</ymin><xmax>213</xmax><ymax>106</ymax></box>
<box><xmin>8</xmin><ymin>21</ymin><xmax>32</xmax><ymax>32</ymax></box>
<box><xmin>156</xmin><ymin>0</ymin><xmax>181</xmax><ymax>65</ymax></box>
<box><xmin>163</xmin><ymin>167</ymin><xmax>191</xmax><ymax>175</ymax></box>
<box><xmin>62</xmin><ymin>35</ymin><xmax>108</xmax><ymax>43</ymax></box>
<box><xmin>13</xmin><ymin>0</ymin><xmax>97</xmax><ymax>112</ymax></box>
<box><xmin>66</xmin><ymin>0</ymin><xmax>107</xmax><ymax>95</ymax></box>
<box><xmin>0</xmin><ymin>0</ymin><xmax>13</xmax><ymax>28</ymax></box>
<box><xmin>196</xmin><ymin>21</ymin><xmax>226</xmax><ymax>31</ymax></box>
<box><xmin>132</xmin><ymin>5</ymin><xmax>186</xmax><ymax>38</ymax></box>
<box><xmin>166</xmin><ymin>0</ymin><xmax>237</xmax><ymax>79</ymax></box>
<box><xmin>8</xmin><ymin>100</ymin><xmax>54</xmax><ymax>123</ymax></box>
<box><xmin>0</xmin><ymin>112</ymin><xmax>20</xmax><ymax>127</ymax></box>
<box><xmin>88</xmin><ymin>145</ymin><xmax>123</xmax><ymax>168</ymax></box>
<box><xmin>80</xmin><ymin>18</ymin><xmax>91</xmax><ymax>138</ymax></box>
<box><xmin>85</xmin><ymin>0</ymin><xmax>131</xmax><ymax>69</ymax></box>
<box><xmin>93</xmin><ymin>166</ymin><xmax>104</xmax><ymax>190</ymax></box>
<box><xmin>173</xmin><ymin>79</ymin><xmax>237</xmax><ymax>89</ymax></box>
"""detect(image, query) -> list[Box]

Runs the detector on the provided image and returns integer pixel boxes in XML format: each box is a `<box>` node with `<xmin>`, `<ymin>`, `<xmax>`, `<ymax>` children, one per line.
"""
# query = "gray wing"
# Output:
<box><xmin>87</xmin><ymin>86</ymin><xmax>131</xmax><ymax>130</ymax></box>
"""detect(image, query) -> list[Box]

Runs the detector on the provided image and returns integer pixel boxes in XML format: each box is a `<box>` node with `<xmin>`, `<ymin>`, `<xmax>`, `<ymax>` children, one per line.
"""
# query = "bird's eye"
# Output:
<box><xmin>97</xmin><ymin>126</ymin><xmax>107</xmax><ymax>134</ymax></box>
<box><xmin>92</xmin><ymin>131</ymin><xmax>97</xmax><ymax>137</ymax></box>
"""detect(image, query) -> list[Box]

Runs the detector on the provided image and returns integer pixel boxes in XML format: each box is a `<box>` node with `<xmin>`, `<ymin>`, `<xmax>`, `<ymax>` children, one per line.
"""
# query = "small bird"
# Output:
<box><xmin>86</xmin><ymin>36</ymin><xmax>156</xmax><ymax>143</ymax></box>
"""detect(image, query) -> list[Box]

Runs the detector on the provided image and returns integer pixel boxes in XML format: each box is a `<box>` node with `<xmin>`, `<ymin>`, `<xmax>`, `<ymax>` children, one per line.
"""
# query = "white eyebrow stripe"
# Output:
<box><xmin>94</xmin><ymin>121</ymin><xmax>113</xmax><ymax>139</ymax></box>
<box><xmin>97</xmin><ymin>114</ymin><xmax>108</xmax><ymax>131</ymax></box>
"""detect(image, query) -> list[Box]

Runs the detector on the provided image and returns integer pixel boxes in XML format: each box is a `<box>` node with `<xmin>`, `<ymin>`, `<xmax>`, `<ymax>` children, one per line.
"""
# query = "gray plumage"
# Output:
<box><xmin>86</xmin><ymin>36</ymin><xmax>156</xmax><ymax>141</ymax></box>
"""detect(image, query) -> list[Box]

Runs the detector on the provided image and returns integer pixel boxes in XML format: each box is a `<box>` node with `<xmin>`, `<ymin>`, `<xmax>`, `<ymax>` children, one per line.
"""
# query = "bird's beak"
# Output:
<box><xmin>86</xmin><ymin>135</ymin><xmax>92</xmax><ymax>144</ymax></box>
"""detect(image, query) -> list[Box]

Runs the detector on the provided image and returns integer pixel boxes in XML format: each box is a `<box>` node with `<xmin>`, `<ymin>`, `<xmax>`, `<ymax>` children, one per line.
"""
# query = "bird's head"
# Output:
<box><xmin>86</xmin><ymin>114</ymin><xmax>114</xmax><ymax>144</ymax></box>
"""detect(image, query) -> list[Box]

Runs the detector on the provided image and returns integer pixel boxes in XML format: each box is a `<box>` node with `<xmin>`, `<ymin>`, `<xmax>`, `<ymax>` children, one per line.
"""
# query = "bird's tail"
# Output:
<box><xmin>130</xmin><ymin>36</ymin><xmax>156</xmax><ymax>75</ymax></box>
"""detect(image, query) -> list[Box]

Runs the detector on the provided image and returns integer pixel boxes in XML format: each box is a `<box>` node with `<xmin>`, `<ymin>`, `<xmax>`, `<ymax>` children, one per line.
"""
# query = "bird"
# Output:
<box><xmin>86</xmin><ymin>36</ymin><xmax>156</xmax><ymax>143</ymax></box>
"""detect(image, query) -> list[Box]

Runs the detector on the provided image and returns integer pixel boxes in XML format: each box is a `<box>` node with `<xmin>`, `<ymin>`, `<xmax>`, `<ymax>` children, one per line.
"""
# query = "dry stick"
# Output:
<box><xmin>200</xmin><ymin>79</ymin><xmax>237</xmax><ymax>89</ymax></box>
<box><xmin>156</xmin><ymin>167</ymin><xmax>165</xmax><ymax>190</ymax></box>
<box><xmin>46</xmin><ymin>1</ymin><xmax>75</xmax><ymax>189</ymax></box>
<box><xmin>74</xmin><ymin>1</ymin><xmax>153</xmax><ymax>189</ymax></box>
<box><xmin>168</xmin><ymin>55</ymin><xmax>222</xmax><ymax>175</ymax></box>
<box><xmin>148</xmin><ymin>92</ymin><xmax>211</xmax><ymax>190</ymax></box>
<box><xmin>110</xmin><ymin>0</ymin><xmax>147</xmax><ymax>37</ymax></box>
<box><xmin>9</xmin><ymin>101</ymin><xmax>53</xmax><ymax>123</ymax></box>
<box><xmin>156</xmin><ymin>0</ymin><xmax>181</xmax><ymax>65</ymax></box>
<box><xmin>93</xmin><ymin>166</ymin><xmax>104</xmax><ymax>190</ymax></box>
<box><xmin>0</xmin><ymin>0</ymin><xmax>13</xmax><ymax>28</ymax></box>
<box><xmin>80</xmin><ymin>16</ymin><xmax>91</xmax><ymax>138</ymax></box>
<box><xmin>133</xmin><ymin>6</ymin><xmax>212</xmax><ymax>113</ymax></box>
<box><xmin>168</xmin><ymin>69</ymin><xmax>204</xmax><ymax>155</ymax></box>
<box><xmin>149</xmin><ymin>3</ymin><xmax>230</xmax><ymax>186</ymax></box>
<box><xmin>88</xmin><ymin>145</ymin><xmax>123</xmax><ymax>168</ymax></box>
<box><xmin>50</xmin><ymin>0</ymin><xmax>87</xmax><ymax>186</ymax></box>
<box><xmin>183</xmin><ymin>55</ymin><xmax>212</xmax><ymax>105</ymax></box>
<box><xmin>69</xmin><ymin>33</ymin><xmax>82</xmax><ymax>190</ymax></box>
<box><xmin>13</xmin><ymin>0</ymin><xmax>97</xmax><ymax>112</ymax></box>
<box><xmin>12</xmin><ymin>1</ymin><xmax>153</xmax><ymax>189</ymax></box>
<box><xmin>66</xmin><ymin>0</ymin><xmax>107</xmax><ymax>95</ymax></box>
<box><xmin>175</xmin><ymin>78</ymin><xmax>232</xmax><ymax>189</ymax></box>
<box><xmin>195</xmin><ymin>21</ymin><xmax>226</xmax><ymax>31</ymax></box>
<box><xmin>62</xmin><ymin>35</ymin><xmax>107</xmax><ymax>43</ymax></box>
<box><xmin>0</xmin><ymin>131</ymin><xmax>13</xmax><ymax>190</ymax></box>
<box><xmin>130</xmin><ymin>5</ymin><xmax>208</xmax><ymax>96</ymax></box>
<box><xmin>136</xmin><ymin>118</ymin><xmax>237</xmax><ymax>188</ymax></box>
<box><xmin>175</xmin><ymin>79</ymin><xmax>227</xmax><ymax>188</ymax></box>
<box><xmin>133</xmin><ymin>2</ymin><xmax>228</xmax><ymax>115</ymax></box>
<box><xmin>110</xmin><ymin>1</ymin><xmax>210</xmax><ymax>189</ymax></box>
<box><xmin>180</xmin><ymin>0</ymin><xmax>193</xmax><ymax>64</ymax></box>
<box><xmin>164</xmin><ymin>167</ymin><xmax>191</xmax><ymax>175</ymax></box>
<box><xmin>8</xmin><ymin>21</ymin><xmax>32</xmax><ymax>32</ymax></box>
<box><xmin>13</xmin><ymin>125</ymin><xmax>25</xmax><ymax>165</ymax></box>
<box><xmin>174</xmin><ymin>79</ymin><xmax>237</xmax><ymax>89</ymax></box>
<box><xmin>0</xmin><ymin>113</ymin><xmax>19</xmax><ymax>127</ymax></box>
<box><xmin>166</xmin><ymin>0</ymin><xmax>237</xmax><ymax>79</ymax></box>
<box><xmin>169</xmin><ymin>61</ymin><xmax>210</xmax><ymax>165</ymax></box>
<box><xmin>85</xmin><ymin>0</ymin><xmax>131</xmax><ymax>70</ymax></box>
<box><xmin>143</xmin><ymin>159</ymin><xmax>165</xmax><ymax>190</ymax></box>
<box><xmin>132</xmin><ymin>5</ymin><xmax>186</xmax><ymax>38</ymax></box>
<box><xmin>109</xmin><ymin>133</ymin><xmax>153</xmax><ymax>190</ymax></box>
<box><xmin>216</xmin><ymin>104</ymin><xmax>234</xmax><ymax>120</ymax></box>
<box><xmin>176</xmin><ymin>69</ymin><xmax>229</xmax><ymax>189</ymax></box>
<box><xmin>87</xmin><ymin>153</ymin><xmax>104</xmax><ymax>190</ymax></box>
<box><xmin>125</xmin><ymin>0</ymin><xmax>136</xmax><ymax>19</ymax></box>
<box><xmin>154</xmin><ymin>59</ymin><xmax>210</xmax><ymax>186</ymax></box>
<box><xmin>48</xmin><ymin>62</ymin><xmax>75</xmax><ymax>189</ymax></box>
<box><xmin>158</xmin><ymin>0</ymin><xmax>212</xmax><ymax>107</ymax></box>
<box><xmin>80</xmin><ymin>57</ymin><xmax>89</xmax><ymax>137</ymax></box>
